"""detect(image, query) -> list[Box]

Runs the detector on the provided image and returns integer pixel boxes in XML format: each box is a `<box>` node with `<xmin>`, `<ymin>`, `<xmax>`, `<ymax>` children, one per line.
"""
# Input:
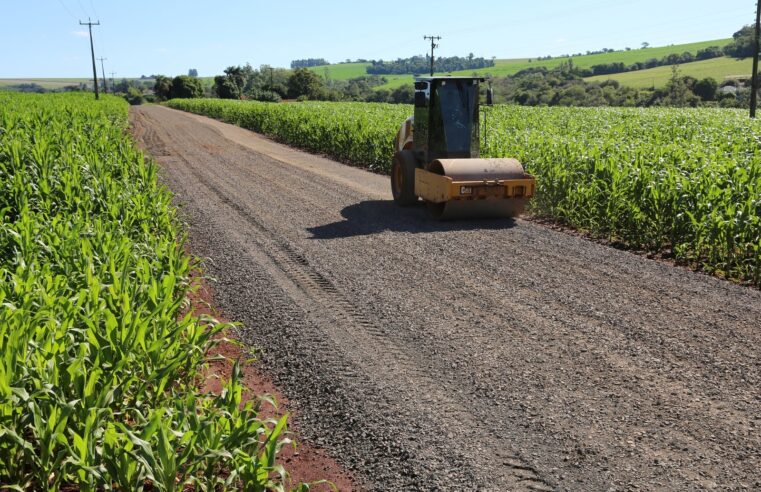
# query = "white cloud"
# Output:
<box><xmin>72</xmin><ymin>30</ymin><xmax>89</xmax><ymax>38</ymax></box>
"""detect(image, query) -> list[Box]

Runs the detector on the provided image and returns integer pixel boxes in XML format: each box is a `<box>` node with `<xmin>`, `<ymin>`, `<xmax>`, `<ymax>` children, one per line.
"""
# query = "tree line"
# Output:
<box><xmin>366</xmin><ymin>54</ymin><xmax>494</xmax><ymax>75</ymax></box>
<box><xmin>291</xmin><ymin>58</ymin><xmax>329</xmax><ymax>69</ymax></box>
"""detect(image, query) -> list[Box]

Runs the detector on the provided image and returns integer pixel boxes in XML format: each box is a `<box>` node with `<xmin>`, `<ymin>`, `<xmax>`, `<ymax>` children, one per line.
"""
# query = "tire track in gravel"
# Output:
<box><xmin>131</xmin><ymin>105</ymin><xmax>761</xmax><ymax>491</ymax></box>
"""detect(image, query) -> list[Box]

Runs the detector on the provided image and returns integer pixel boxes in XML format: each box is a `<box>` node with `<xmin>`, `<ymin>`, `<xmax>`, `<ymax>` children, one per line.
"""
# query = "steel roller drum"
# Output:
<box><xmin>427</xmin><ymin>158</ymin><xmax>526</xmax><ymax>181</ymax></box>
<box><xmin>426</xmin><ymin>158</ymin><xmax>530</xmax><ymax>220</ymax></box>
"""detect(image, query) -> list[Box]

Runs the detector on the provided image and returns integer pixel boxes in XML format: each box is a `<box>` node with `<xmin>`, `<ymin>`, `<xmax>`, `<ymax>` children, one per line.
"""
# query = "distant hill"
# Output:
<box><xmin>586</xmin><ymin>56</ymin><xmax>751</xmax><ymax>88</ymax></box>
<box><xmin>308</xmin><ymin>38</ymin><xmax>735</xmax><ymax>90</ymax></box>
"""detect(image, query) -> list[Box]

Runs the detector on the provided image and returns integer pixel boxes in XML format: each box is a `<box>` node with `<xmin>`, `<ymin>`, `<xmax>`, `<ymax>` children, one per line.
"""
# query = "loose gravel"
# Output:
<box><xmin>131</xmin><ymin>105</ymin><xmax>761</xmax><ymax>491</ymax></box>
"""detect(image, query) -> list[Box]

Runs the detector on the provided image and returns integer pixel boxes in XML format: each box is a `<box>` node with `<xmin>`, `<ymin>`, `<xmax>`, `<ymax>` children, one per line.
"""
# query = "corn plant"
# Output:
<box><xmin>0</xmin><ymin>92</ymin><xmax>304</xmax><ymax>490</ymax></box>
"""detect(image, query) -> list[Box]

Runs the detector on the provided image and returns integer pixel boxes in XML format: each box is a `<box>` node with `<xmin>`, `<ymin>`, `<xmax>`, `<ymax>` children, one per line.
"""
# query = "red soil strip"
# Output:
<box><xmin>187</xmin><ymin>271</ymin><xmax>355</xmax><ymax>491</ymax></box>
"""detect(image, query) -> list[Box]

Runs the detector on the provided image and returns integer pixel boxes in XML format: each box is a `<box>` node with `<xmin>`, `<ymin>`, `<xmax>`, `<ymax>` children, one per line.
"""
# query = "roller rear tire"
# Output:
<box><xmin>391</xmin><ymin>150</ymin><xmax>418</xmax><ymax>206</ymax></box>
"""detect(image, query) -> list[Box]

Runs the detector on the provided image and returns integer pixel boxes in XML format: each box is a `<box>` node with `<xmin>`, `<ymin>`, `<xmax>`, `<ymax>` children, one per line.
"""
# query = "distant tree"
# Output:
<box><xmin>125</xmin><ymin>86</ymin><xmax>145</xmax><ymax>105</ymax></box>
<box><xmin>291</xmin><ymin>58</ymin><xmax>329</xmax><ymax>68</ymax></box>
<box><xmin>248</xmin><ymin>88</ymin><xmax>282</xmax><ymax>102</ymax></box>
<box><xmin>389</xmin><ymin>84</ymin><xmax>414</xmax><ymax>104</ymax></box>
<box><xmin>724</xmin><ymin>25</ymin><xmax>755</xmax><ymax>57</ymax></box>
<box><xmin>213</xmin><ymin>75</ymin><xmax>240</xmax><ymax>99</ymax></box>
<box><xmin>679</xmin><ymin>52</ymin><xmax>694</xmax><ymax>64</ymax></box>
<box><xmin>696</xmin><ymin>46</ymin><xmax>724</xmax><ymax>60</ymax></box>
<box><xmin>170</xmin><ymin>75</ymin><xmax>203</xmax><ymax>99</ymax></box>
<box><xmin>153</xmin><ymin>75</ymin><xmax>172</xmax><ymax>101</ymax></box>
<box><xmin>641</xmin><ymin>42</ymin><xmax>650</xmax><ymax>49</ymax></box>
<box><xmin>188</xmin><ymin>68</ymin><xmax>198</xmax><ymax>77</ymax></box>
<box><xmin>287</xmin><ymin>68</ymin><xmax>325</xmax><ymax>99</ymax></box>
<box><xmin>224</xmin><ymin>66</ymin><xmax>245</xmax><ymax>93</ymax></box>
<box><xmin>693</xmin><ymin>77</ymin><xmax>718</xmax><ymax>101</ymax></box>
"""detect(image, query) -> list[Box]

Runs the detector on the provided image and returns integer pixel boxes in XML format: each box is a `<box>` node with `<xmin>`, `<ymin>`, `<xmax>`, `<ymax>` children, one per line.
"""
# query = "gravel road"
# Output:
<box><xmin>131</xmin><ymin>105</ymin><xmax>761</xmax><ymax>491</ymax></box>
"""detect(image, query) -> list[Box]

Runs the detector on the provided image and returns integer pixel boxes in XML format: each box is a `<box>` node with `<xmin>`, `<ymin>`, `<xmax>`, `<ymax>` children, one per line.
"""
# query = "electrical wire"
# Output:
<box><xmin>56</xmin><ymin>0</ymin><xmax>77</xmax><ymax>21</ymax></box>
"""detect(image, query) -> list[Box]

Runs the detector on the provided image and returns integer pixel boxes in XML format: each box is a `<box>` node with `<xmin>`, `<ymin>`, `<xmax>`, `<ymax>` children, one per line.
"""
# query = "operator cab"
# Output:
<box><xmin>412</xmin><ymin>77</ymin><xmax>484</xmax><ymax>162</ymax></box>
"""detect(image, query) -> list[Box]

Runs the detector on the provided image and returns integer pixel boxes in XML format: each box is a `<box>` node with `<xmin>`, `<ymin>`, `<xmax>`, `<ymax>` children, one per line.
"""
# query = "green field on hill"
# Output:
<box><xmin>0</xmin><ymin>78</ymin><xmax>90</xmax><ymax>89</ymax></box>
<box><xmin>307</xmin><ymin>38</ymin><xmax>732</xmax><ymax>90</ymax></box>
<box><xmin>586</xmin><ymin>56</ymin><xmax>752</xmax><ymax>88</ymax></box>
<box><xmin>0</xmin><ymin>77</ymin><xmax>156</xmax><ymax>90</ymax></box>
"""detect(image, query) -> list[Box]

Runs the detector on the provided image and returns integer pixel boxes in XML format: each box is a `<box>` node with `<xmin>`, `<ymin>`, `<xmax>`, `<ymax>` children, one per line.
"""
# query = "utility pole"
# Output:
<box><xmin>97</xmin><ymin>57</ymin><xmax>107</xmax><ymax>93</ymax></box>
<box><xmin>424</xmin><ymin>35</ymin><xmax>441</xmax><ymax>76</ymax></box>
<box><xmin>79</xmin><ymin>18</ymin><xmax>100</xmax><ymax>99</ymax></box>
<box><xmin>110</xmin><ymin>72</ymin><xmax>116</xmax><ymax>92</ymax></box>
<box><xmin>751</xmin><ymin>0</ymin><xmax>761</xmax><ymax>117</ymax></box>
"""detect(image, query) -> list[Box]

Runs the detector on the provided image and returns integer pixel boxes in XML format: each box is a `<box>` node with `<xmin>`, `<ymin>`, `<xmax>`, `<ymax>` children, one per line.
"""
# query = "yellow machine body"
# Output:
<box><xmin>414</xmin><ymin>158</ymin><xmax>535</xmax><ymax>219</ymax></box>
<box><xmin>390</xmin><ymin>77</ymin><xmax>535</xmax><ymax>219</ymax></box>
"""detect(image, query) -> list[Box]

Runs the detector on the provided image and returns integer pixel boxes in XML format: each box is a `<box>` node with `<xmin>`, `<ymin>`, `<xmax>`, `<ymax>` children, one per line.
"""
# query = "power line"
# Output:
<box><xmin>56</xmin><ymin>0</ymin><xmax>77</xmax><ymax>20</ymax></box>
<box><xmin>88</xmin><ymin>0</ymin><xmax>99</xmax><ymax>19</ymax></box>
<box><xmin>76</xmin><ymin>0</ymin><xmax>91</xmax><ymax>18</ymax></box>
<box><xmin>424</xmin><ymin>35</ymin><xmax>441</xmax><ymax>76</ymax></box>
<box><xmin>79</xmin><ymin>18</ymin><xmax>100</xmax><ymax>100</ymax></box>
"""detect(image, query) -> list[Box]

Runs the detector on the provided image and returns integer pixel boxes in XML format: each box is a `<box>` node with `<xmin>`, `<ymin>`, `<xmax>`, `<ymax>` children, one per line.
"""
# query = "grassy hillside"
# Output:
<box><xmin>586</xmin><ymin>56</ymin><xmax>752</xmax><ymax>88</ymax></box>
<box><xmin>305</xmin><ymin>38</ymin><xmax>732</xmax><ymax>90</ymax></box>
<box><xmin>308</xmin><ymin>62</ymin><xmax>368</xmax><ymax>79</ymax></box>
<box><xmin>0</xmin><ymin>77</ymin><xmax>156</xmax><ymax>90</ymax></box>
<box><xmin>0</xmin><ymin>78</ymin><xmax>91</xmax><ymax>89</ymax></box>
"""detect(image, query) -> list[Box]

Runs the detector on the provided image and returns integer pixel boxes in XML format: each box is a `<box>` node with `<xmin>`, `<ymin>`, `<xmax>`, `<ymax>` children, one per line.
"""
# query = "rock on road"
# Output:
<box><xmin>130</xmin><ymin>105</ymin><xmax>760</xmax><ymax>491</ymax></box>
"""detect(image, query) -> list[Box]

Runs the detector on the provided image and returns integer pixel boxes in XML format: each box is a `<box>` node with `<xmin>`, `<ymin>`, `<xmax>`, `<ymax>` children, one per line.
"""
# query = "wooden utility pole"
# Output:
<box><xmin>97</xmin><ymin>57</ymin><xmax>107</xmax><ymax>93</ymax></box>
<box><xmin>424</xmin><ymin>35</ymin><xmax>441</xmax><ymax>76</ymax></box>
<box><xmin>110</xmin><ymin>72</ymin><xmax>116</xmax><ymax>91</ymax></box>
<box><xmin>79</xmin><ymin>18</ymin><xmax>100</xmax><ymax>99</ymax></box>
<box><xmin>751</xmin><ymin>1</ymin><xmax>760</xmax><ymax>117</ymax></box>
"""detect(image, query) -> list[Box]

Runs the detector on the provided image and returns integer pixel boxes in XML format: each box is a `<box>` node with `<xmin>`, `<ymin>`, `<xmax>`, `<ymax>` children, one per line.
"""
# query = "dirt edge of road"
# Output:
<box><xmin>187</xmin><ymin>262</ymin><xmax>356</xmax><ymax>491</ymax></box>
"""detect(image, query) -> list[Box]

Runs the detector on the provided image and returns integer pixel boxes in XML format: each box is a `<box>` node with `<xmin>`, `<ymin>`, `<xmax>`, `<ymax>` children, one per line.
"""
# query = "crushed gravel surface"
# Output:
<box><xmin>131</xmin><ymin>105</ymin><xmax>761</xmax><ymax>491</ymax></box>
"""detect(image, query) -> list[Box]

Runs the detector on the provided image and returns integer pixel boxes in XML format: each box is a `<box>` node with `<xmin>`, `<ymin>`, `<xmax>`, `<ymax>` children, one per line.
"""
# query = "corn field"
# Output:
<box><xmin>167</xmin><ymin>99</ymin><xmax>761</xmax><ymax>287</ymax></box>
<box><xmin>0</xmin><ymin>93</ymin><xmax>300</xmax><ymax>491</ymax></box>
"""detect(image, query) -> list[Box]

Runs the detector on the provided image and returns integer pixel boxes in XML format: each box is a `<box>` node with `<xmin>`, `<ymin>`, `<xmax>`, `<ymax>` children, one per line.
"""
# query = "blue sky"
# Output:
<box><xmin>0</xmin><ymin>0</ymin><xmax>754</xmax><ymax>78</ymax></box>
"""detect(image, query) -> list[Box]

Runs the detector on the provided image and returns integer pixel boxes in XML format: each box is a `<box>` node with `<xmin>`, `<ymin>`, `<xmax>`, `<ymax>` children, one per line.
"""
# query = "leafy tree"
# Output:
<box><xmin>696</xmin><ymin>46</ymin><xmax>723</xmax><ymax>60</ymax></box>
<box><xmin>154</xmin><ymin>75</ymin><xmax>172</xmax><ymax>101</ymax></box>
<box><xmin>213</xmin><ymin>75</ymin><xmax>240</xmax><ymax>99</ymax></box>
<box><xmin>224</xmin><ymin>66</ymin><xmax>246</xmax><ymax>94</ymax></box>
<box><xmin>287</xmin><ymin>68</ymin><xmax>325</xmax><ymax>99</ymax></box>
<box><xmin>693</xmin><ymin>77</ymin><xmax>718</xmax><ymax>101</ymax></box>
<box><xmin>125</xmin><ymin>86</ymin><xmax>145</xmax><ymax>105</ymax></box>
<box><xmin>170</xmin><ymin>75</ymin><xmax>203</xmax><ymax>99</ymax></box>
<box><xmin>724</xmin><ymin>25</ymin><xmax>756</xmax><ymax>58</ymax></box>
<box><xmin>389</xmin><ymin>85</ymin><xmax>414</xmax><ymax>104</ymax></box>
<box><xmin>188</xmin><ymin>68</ymin><xmax>198</xmax><ymax>77</ymax></box>
<box><xmin>248</xmin><ymin>88</ymin><xmax>282</xmax><ymax>102</ymax></box>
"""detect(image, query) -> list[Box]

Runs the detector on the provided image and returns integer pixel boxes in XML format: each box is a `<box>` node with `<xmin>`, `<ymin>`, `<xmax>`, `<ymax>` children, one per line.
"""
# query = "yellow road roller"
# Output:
<box><xmin>391</xmin><ymin>77</ymin><xmax>535</xmax><ymax>219</ymax></box>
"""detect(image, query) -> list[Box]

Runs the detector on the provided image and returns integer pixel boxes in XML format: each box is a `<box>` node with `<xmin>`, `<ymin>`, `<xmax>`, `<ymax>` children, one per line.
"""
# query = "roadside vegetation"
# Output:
<box><xmin>0</xmin><ymin>92</ymin><xmax>304</xmax><ymax>490</ymax></box>
<box><xmin>166</xmin><ymin>98</ymin><xmax>761</xmax><ymax>287</ymax></box>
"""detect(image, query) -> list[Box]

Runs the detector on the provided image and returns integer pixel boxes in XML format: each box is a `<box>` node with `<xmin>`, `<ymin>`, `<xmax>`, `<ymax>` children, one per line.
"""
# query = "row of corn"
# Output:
<box><xmin>167</xmin><ymin>98</ymin><xmax>761</xmax><ymax>287</ymax></box>
<box><xmin>0</xmin><ymin>93</ymin><xmax>304</xmax><ymax>491</ymax></box>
